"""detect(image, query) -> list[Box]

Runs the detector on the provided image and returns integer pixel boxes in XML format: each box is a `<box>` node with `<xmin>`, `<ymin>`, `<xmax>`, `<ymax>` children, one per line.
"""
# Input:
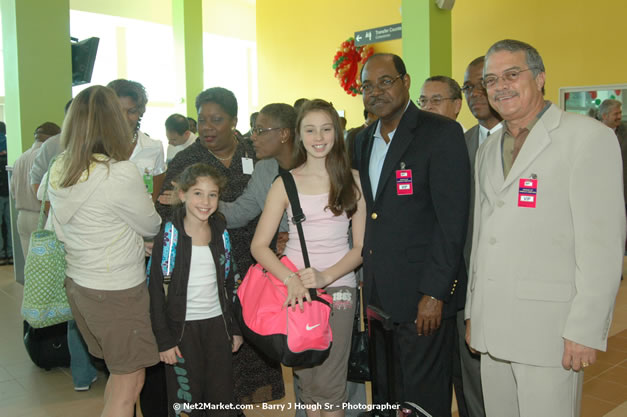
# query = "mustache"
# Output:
<box><xmin>368</xmin><ymin>97</ymin><xmax>386</xmax><ymax>105</ymax></box>
<box><xmin>493</xmin><ymin>90</ymin><xmax>519</xmax><ymax>100</ymax></box>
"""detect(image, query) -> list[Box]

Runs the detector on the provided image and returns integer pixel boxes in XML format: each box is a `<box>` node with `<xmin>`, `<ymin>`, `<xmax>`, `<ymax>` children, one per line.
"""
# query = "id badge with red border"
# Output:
<box><xmin>518</xmin><ymin>178</ymin><xmax>537</xmax><ymax>208</ymax></box>
<box><xmin>396</xmin><ymin>169</ymin><xmax>413</xmax><ymax>195</ymax></box>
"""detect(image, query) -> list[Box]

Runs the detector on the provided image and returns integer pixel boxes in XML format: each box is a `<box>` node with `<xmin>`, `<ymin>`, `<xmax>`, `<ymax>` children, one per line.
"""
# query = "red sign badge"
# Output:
<box><xmin>518</xmin><ymin>178</ymin><xmax>538</xmax><ymax>208</ymax></box>
<box><xmin>396</xmin><ymin>169</ymin><xmax>413</xmax><ymax>195</ymax></box>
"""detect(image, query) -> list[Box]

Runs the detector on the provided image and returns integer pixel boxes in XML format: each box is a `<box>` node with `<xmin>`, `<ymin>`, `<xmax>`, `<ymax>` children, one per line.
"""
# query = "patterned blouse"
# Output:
<box><xmin>155</xmin><ymin>137</ymin><xmax>258</xmax><ymax>276</ymax></box>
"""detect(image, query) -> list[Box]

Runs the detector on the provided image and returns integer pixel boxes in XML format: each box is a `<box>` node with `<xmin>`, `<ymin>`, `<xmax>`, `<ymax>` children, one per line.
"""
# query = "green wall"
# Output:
<box><xmin>1</xmin><ymin>0</ymin><xmax>72</xmax><ymax>161</ymax></box>
<box><xmin>402</xmin><ymin>0</ymin><xmax>452</xmax><ymax>100</ymax></box>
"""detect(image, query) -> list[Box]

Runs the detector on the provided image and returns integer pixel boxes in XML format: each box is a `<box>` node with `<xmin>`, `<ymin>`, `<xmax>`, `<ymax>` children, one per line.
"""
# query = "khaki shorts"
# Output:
<box><xmin>294</xmin><ymin>286</ymin><xmax>357</xmax><ymax>409</ymax></box>
<box><xmin>65</xmin><ymin>277</ymin><xmax>160</xmax><ymax>374</ymax></box>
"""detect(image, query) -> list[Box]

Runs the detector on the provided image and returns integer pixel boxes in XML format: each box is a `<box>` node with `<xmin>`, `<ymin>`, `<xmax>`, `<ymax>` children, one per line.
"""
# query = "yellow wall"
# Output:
<box><xmin>256</xmin><ymin>0</ymin><xmax>402</xmax><ymax>128</ymax></box>
<box><xmin>452</xmin><ymin>0</ymin><xmax>627</xmax><ymax>129</ymax></box>
<box><xmin>202</xmin><ymin>0</ymin><xmax>256</xmax><ymax>41</ymax></box>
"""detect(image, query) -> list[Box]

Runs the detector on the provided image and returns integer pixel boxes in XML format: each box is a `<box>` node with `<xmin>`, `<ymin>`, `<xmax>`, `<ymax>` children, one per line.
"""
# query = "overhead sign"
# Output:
<box><xmin>354</xmin><ymin>23</ymin><xmax>402</xmax><ymax>46</ymax></box>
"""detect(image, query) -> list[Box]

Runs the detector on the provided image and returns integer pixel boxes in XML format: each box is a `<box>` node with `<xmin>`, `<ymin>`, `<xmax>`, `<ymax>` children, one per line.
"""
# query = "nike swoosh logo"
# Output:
<box><xmin>306</xmin><ymin>324</ymin><xmax>320</xmax><ymax>331</ymax></box>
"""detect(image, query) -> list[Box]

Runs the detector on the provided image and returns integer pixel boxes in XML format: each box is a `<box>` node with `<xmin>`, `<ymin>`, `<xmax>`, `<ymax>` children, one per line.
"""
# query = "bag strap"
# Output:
<box><xmin>280</xmin><ymin>171</ymin><xmax>310</xmax><ymax>268</ymax></box>
<box><xmin>280</xmin><ymin>170</ymin><xmax>330</xmax><ymax>304</ymax></box>
<box><xmin>38</xmin><ymin>156</ymin><xmax>59</xmax><ymax>231</ymax></box>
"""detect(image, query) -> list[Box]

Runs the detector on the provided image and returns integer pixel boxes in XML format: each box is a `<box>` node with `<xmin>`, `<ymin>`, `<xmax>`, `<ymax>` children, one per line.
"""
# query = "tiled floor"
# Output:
<box><xmin>0</xmin><ymin>263</ymin><xmax>625</xmax><ymax>417</ymax></box>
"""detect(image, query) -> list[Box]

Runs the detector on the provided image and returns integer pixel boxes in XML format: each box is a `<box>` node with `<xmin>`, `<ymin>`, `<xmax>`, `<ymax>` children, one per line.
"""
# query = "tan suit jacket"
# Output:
<box><xmin>466</xmin><ymin>104</ymin><xmax>625</xmax><ymax>367</ymax></box>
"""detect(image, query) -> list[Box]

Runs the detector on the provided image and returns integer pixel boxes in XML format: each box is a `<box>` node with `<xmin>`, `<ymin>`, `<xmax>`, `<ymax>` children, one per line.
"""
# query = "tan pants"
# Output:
<box><xmin>481</xmin><ymin>353</ymin><xmax>583</xmax><ymax>417</ymax></box>
<box><xmin>294</xmin><ymin>286</ymin><xmax>356</xmax><ymax>409</ymax></box>
<box><xmin>17</xmin><ymin>210</ymin><xmax>41</xmax><ymax>259</ymax></box>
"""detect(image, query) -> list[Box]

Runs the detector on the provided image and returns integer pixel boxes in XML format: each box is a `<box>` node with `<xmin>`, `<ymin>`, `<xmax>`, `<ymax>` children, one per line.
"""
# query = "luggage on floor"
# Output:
<box><xmin>367</xmin><ymin>306</ymin><xmax>437</xmax><ymax>417</ymax></box>
<box><xmin>23</xmin><ymin>321</ymin><xmax>70</xmax><ymax>370</ymax></box>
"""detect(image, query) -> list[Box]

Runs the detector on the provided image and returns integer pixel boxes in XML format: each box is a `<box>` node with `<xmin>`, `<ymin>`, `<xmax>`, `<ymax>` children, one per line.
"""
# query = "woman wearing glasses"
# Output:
<box><xmin>155</xmin><ymin>90</ymin><xmax>287</xmax><ymax>407</ymax></box>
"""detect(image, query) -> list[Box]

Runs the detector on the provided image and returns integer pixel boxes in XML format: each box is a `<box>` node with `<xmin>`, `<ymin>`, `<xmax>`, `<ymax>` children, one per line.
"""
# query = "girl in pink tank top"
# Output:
<box><xmin>251</xmin><ymin>99</ymin><xmax>366</xmax><ymax>415</ymax></box>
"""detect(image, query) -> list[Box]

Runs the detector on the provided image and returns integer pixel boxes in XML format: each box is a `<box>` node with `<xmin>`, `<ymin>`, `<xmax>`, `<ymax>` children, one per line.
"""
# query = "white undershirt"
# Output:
<box><xmin>185</xmin><ymin>245</ymin><xmax>222</xmax><ymax>321</ymax></box>
<box><xmin>478</xmin><ymin>122</ymin><xmax>503</xmax><ymax>147</ymax></box>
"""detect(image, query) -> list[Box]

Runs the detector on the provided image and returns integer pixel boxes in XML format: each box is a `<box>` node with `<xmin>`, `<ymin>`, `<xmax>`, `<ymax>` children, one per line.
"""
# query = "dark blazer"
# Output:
<box><xmin>614</xmin><ymin>123</ymin><xmax>627</xmax><ymax>205</ymax></box>
<box><xmin>353</xmin><ymin>102</ymin><xmax>470</xmax><ymax>322</ymax></box>
<box><xmin>463</xmin><ymin>125</ymin><xmax>480</xmax><ymax>270</ymax></box>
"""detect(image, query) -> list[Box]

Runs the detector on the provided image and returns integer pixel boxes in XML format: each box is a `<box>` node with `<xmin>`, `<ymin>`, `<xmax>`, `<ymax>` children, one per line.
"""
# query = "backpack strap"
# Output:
<box><xmin>222</xmin><ymin>229</ymin><xmax>231</xmax><ymax>278</ymax></box>
<box><xmin>146</xmin><ymin>221</ymin><xmax>178</xmax><ymax>285</ymax></box>
<box><xmin>161</xmin><ymin>222</ymin><xmax>178</xmax><ymax>278</ymax></box>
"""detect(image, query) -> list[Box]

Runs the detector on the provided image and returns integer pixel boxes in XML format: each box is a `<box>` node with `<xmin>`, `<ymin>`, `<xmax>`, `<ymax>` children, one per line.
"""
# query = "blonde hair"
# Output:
<box><xmin>59</xmin><ymin>85</ymin><xmax>132</xmax><ymax>187</ymax></box>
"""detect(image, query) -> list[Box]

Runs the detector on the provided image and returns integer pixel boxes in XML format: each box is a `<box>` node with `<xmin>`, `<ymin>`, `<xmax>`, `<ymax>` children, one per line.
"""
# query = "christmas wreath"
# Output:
<box><xmin>332</xmin><ymin>37</ymin><xmax>374</xmax><ymax>96</ymax></box>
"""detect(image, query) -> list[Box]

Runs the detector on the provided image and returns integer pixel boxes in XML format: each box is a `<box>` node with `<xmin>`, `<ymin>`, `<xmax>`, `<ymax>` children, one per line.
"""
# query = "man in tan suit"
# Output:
<box><xmin>465</xmin><ymin>39</ymin><xmax>624</xmax><ymax>417</ymax></box>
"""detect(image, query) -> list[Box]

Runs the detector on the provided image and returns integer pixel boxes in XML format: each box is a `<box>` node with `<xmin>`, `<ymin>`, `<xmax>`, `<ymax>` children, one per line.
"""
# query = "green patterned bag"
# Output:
<box><xmin>21</xmin><ymin>158</ymin><xmax>72</xmax><ymax>328</ymax></box>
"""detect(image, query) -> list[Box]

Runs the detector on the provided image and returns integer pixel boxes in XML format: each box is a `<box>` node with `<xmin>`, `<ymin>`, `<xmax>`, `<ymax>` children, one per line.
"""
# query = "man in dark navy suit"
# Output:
<box><xmin>353</xmin><ymin>53</ymin><xmax>470</xmax><ymax>417</ymax></box>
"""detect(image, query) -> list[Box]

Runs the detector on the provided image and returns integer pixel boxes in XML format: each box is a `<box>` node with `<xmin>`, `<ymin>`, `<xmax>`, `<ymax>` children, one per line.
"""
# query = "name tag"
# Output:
<box><xmin>518</xmin><ymin>178</ymin><xmax>537</xmax><ymax>208</ymax></box>
<box><xmin>143</xmin><ymin>169</ymin><xmax>153</xmax><ymax>193</ymax></box>
<box><xmin>242</xmin><ymin>157</ymin><xmax>254</xmax><ymax>175</ymax></box>
<box><xmin>396</xmin><ymin>169</ymin><xmax>413</xmax><ymax>195</ymax></box>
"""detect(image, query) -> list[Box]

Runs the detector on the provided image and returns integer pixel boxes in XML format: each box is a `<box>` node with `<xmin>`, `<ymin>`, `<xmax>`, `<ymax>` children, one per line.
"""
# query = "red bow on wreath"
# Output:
<box><xmin>333</xmin><ymin>37</ymin><xmax>374</xmax><ymax>96</ymax></box>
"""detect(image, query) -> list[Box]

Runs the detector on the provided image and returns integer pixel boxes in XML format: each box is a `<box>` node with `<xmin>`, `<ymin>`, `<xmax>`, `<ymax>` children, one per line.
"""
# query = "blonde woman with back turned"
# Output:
<box><xmin>38</xmin><ymin>85</ymin><xmax>162</xmax><ymax>417</ymax></box>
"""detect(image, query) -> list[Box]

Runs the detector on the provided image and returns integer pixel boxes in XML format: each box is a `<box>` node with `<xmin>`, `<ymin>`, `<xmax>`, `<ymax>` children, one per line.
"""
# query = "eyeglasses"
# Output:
<box><xmin>360</xmin><ymin>74</ymin><xmax>404</xmax><ymax>95</ymax></box>
<box><xmin>417</xmin><ymin>96</ymin><xmax>456</xmax><ymax>108</ymax></box>
<box><xmin>482</xmin><ymin>68</ymin><xmax>536</xmax><ymax>89</ymax></box>
<box><xmin>251</xmin><ymin>127</ymin><xmax>283</xmax><ymax>136</ymax></box>
<box><xmin>461</xmin><ymin>82</ymin><xmax>486</xmax><ymax>95</ymax></box>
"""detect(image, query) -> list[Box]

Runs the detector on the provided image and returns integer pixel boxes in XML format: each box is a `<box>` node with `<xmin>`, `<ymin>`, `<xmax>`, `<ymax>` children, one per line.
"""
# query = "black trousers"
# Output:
<box><xmin>139</xmin><ymin>363</ymin><xmax>168</xmax><ymax>417</ymax></box>
<box><xmin>140</xmin><ymin>253</ymin><xmax>168</xmax><ymax>417</ymax></box>
<box><xmin>452</xmin><ymin>311</ymin><xmax>470</xmax><ymax>417</ymax></box>
<box><xmin>370</xmin><ymin>289</ymin><xmax>455</xmax><ymax>417</ymax></box>
<box><xmin>165</xmin><ymin>316</ymin><xmax>234</xmax><ymax>417</ymax></box>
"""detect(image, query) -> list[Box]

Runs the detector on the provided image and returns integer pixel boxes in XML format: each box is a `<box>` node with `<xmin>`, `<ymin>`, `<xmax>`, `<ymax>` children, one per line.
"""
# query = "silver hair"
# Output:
<box><xmin>598</xmin><ymin>99</ymin><xmax>622</xmax><ymax>117</ymax></box>
<box><xmin>485</xmin><ymin>39</ymin><xmax>545</xmax><ymax>78</ymax></box>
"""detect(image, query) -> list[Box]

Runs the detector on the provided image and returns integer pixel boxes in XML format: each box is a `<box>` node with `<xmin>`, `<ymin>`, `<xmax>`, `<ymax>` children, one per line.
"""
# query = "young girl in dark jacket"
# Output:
<box><xmin>149</xmin><ymin>163</ymin><xmax>242</xmax><ymax>416</ymax></box>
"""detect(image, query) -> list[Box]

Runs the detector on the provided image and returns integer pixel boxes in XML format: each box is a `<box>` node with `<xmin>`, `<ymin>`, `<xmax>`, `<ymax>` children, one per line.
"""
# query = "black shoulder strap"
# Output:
<box><xmin>279</xmin><ymin>171</ymin><xmax>332</xmax><ymax>306</ymax></box>
<box><xmin>280</xmin><ymin>171</ymin><xmax>310</xmax><ymax>268</ymax></box>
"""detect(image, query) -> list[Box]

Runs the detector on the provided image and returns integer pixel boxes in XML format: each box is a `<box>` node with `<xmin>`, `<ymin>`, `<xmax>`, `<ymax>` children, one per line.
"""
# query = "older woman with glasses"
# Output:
<box><xmin>156</xmin><ymin>90</ymin><xmax>287</xmax><ymax>407</ymax></box>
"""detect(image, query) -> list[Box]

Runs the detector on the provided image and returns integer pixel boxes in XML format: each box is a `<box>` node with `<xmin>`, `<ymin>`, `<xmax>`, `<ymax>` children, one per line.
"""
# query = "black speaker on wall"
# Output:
<box><xmin>71</xmin><ymin>37</ymin><xmax>99</xmax><ymax>86</ymax></box>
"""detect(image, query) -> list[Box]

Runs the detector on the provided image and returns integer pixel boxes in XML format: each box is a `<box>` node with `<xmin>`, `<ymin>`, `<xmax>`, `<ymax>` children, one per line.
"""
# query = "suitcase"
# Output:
<box><xmin>23</xmin><ymin>321</ymin><xmax>70</xmax><ymax>370</ymax></box>
<box><xmin>366</xmin><ymin>305</ymin><xmax>397</xmax><ymax>417</ymax></box>
<box><xmin>366</xmin><ymin>306</ymin><xmax>435</xmax><ymax>417</ymax></box>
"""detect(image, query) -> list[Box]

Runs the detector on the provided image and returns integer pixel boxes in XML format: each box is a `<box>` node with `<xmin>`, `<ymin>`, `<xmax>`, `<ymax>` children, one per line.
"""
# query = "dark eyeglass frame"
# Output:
<box><xmin>251</xmin><ymin>127</ymin><xmax>283</xmax><ymax>136</ymax></box>
<box><xmin>461</xmin><ymin>83</ymin><xmax>486</xmax><ymax>95</ymax></box>
<box><xmin>361</xmin><ymin>74</ymin><xmax>404</xmax><ymax>95</ymax></box>
<box><xmin>417</xmin><ymin>97</ymin><xmax>456</xmax><ymax>108</ymax></box>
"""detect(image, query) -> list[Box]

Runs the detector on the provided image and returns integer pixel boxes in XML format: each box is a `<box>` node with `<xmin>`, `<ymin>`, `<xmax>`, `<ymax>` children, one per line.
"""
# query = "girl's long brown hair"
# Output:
<box><xmin>294</xmin><ymin>99</ymin><xmax>360</xmax><ymax>218</ymax></box>
<box><xmin>59</xmin><ymin>86</ymin><xmax>132</xmax><ymax>187</ymax></box>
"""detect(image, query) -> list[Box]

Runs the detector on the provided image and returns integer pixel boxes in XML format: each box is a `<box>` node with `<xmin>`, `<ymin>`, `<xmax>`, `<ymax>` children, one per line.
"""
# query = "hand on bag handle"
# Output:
<box><xmin>283</xmin><ymin>274</ymin><xmax>312</xmax><ymax>311</ymax></box>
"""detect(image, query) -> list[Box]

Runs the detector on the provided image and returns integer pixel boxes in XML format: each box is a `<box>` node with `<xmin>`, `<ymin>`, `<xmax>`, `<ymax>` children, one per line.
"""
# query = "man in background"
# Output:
<box><xmin>598</xmin><ymin>99</ymin><xmax>627</xmax><ymax>211</ymax></box>
<box><xmin>164</xmin><ymin>113</ymin><xmax>197</xmax><ymax>165</ymax></box>
<box><xmin>187</xmin><ymin>116</ymin><xmax>197</xmax><ymax>134</ymax></box>
<box><xmin>0</xmin><ymin>121</ymin><xmax>11</xmax><ymax>265</ymax></box>
<box><xmin>419</xmin><ymin>76</ymin><xmax>463</xmax><ymax>123</ymax></box>
<box><xmin>11</xmin><ymin>122</ymin><xmax>60</xmax><ymax>258</ymax></box>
